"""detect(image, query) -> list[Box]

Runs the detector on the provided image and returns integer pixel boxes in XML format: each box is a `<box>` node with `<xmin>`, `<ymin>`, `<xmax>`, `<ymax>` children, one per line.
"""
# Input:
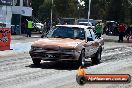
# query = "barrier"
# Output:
<box><xmin>0</xmin><ymin>28</ymin><xmax>11</xmax><ymax>50</ymax></box>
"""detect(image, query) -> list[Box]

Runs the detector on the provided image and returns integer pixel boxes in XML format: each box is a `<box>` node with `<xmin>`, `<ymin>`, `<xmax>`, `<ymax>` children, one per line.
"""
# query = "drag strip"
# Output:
<box><xmin>0</xmin><ymin>46</ymin><xmax>132</xmax><ymax>88</ymax></box>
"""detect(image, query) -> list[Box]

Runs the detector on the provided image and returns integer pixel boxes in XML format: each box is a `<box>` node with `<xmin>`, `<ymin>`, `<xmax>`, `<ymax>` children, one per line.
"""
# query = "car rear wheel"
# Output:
<box><xmin>32</xmin><ymin>58</ymin><xmax>41</xmax><ymax>66</ymax></box>
<box><xmin>77</xmin><ymin>50</ymin><xmax>85</xmax><ymax>66</ymax></box>
<box><xmin>91</xmin><ymin>49</ymin><xmax>101</xmax><ymax>65</ymax></box>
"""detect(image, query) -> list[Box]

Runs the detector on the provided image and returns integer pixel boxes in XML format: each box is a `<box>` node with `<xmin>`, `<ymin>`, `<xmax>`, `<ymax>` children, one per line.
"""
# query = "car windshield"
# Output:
<box><xmin>46</xmin><ymin>26</ymin><xmax>85</xmax><ymax>40</ymax></box>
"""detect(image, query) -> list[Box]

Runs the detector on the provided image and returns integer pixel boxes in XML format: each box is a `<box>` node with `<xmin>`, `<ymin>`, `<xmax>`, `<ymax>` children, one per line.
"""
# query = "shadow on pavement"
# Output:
<box><xmin>26</xmin><ymin>61</ymin><xmax>92</xmax><ymax>70</ymax></box>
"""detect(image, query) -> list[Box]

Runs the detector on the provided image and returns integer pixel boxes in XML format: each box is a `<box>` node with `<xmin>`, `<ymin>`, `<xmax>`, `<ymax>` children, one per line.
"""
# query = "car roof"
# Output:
<box><xmin>79</xmin><ymin>21</ymin><xmax>92</xmax><ymax>24</ymax></box>
<box><xmin>106</xmin><ymin>21</ymin><xmax>116</xmax><ymax>23</ymax></box>
<box><xmin>56</xmin><ymin>25</ymin><xmax>92</xmax><ymax>29</ymax></box>
<box><xmin>79</xmin><ymin>22</ymin><xmax>92</xmax><ymax>26</ymax></box>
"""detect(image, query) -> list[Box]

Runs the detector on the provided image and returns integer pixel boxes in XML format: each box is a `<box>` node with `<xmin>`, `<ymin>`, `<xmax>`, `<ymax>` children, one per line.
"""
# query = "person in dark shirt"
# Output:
<box><xmin>131</xmin><ymin>26</ymin><xmax>132</xmax><ymax>39</ymax></box>
<box><xmin>125</xmin><ymin>25</ymin><xmax>132</xmax><ymax>42</ymax></box>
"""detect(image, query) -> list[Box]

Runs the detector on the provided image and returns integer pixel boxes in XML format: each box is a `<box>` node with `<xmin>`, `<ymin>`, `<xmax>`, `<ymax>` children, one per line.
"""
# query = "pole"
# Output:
<box><xmin>78</xmin><ymin>6</ymin><xmax>80</xmax><ymax>19</ymax></box>
<box><xmin>87</xmin><ymin>0</ymin><xmax>91</xmax><ymax>26</ymax></box>
<box><xmin>51</xmin><ymin>0</ymin><xmax>53</xmax><ymax>29</ymax></box>
<box><xmin>6</xmin><ymin>5</ymin><xmax>7</xmax><ymax>28</ymax></box>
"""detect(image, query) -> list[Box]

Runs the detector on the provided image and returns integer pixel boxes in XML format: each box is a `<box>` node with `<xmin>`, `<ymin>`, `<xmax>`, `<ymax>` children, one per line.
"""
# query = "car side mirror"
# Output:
<box><xmin>87</xmin><ymin>37</ymin><xmax>93</xmax><ymax>41</ymax></box>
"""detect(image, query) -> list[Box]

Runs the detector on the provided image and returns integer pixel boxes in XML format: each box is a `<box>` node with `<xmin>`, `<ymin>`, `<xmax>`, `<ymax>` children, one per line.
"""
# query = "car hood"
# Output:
<box><xmin>32</xmin><ymin>38</ymin><xmax>85</xmax><ymax>49</ymax></box>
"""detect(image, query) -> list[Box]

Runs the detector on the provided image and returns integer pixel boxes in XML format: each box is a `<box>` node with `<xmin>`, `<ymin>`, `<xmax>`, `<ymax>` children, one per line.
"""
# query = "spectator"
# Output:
<box><xmin>118</xmin><ymin>23</ymin><xmax>126</xmax><ymax>42</ymax></box>
<box><xmin>46</xmin><ymin>21</ymin><xmax>51</xmax><ymax>32</ymax></box>
<box><xmin>95</xmin><ymin>22</ymin><xmax>102</xmax><ymax>38</ymax></box>
<box><xmin>131</xmin><ymin>25</ymin><xmax>132</xmax><ymax>39</ymax></box>
<box><xmin>103</xmin><ymin>25</ymin><xmax>107</xmax><ymax>34</ymax></box>
<box><xmin>21</xmin><ymin>22</ymin><xmax>26</xmax><ymax>34</ymax></box>
<box><xmin>41</xmin><ymin>22</ymin><xmax>47</xmax><ymax>38</ymax></box>
<box><xmin>26</xmin><ymin>19</ymin><xmax>33</xmax><ymax>37</ymax></box>
<box><xmin>125</xmin><ymin>25</ymin><xmax>131</xmax><ymax>43</ymax></box>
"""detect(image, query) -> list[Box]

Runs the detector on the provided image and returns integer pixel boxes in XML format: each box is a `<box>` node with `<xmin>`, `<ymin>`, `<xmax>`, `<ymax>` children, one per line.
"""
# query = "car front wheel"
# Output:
<box><xmin>77</xmin><ymin>50</ymin><xmax>85</xmax><ymax>66</ymax></box>
<box><xmin>91</xmin><ymin>49</ymin><xmax>101</xmax><ymax>65</ymax></box>
<box><xmin>32</xmin><ymin>58</ymin><xmax>41</xmax><ymax>66</ymax></box>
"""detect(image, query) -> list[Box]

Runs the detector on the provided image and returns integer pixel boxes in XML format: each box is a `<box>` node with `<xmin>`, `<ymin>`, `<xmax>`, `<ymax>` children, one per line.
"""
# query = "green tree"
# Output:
<box><xmin>38</xmin><ymin>0</ymin><xmax>52</xmax><ymax>21</ymax></box>
<box><xmin>37</xmin><ymin>0</ymin><xmax>79</xmax><ymax>21</ymax></box>
<box><xmin>54</xmin><ymin>0</ymin><xmax>78</xmax><ymax>17</ymax></box>
<box><xmin>107</xmin><ymin>0</ymin><xmax>124</xmax><ymax>22</ymax></box>
<box><xmin>83</xmin><ymin>0</ymin><xmax>132</xmax><ymax>23</ymax></box>
<box><xmin>31</xmin><ymin>0</ymin><xmax>43</xmax><ymax>18</ymax></box>
<box><xmin>107</xmin><ymin>0</ymin><xmax>132</xmax><ymax>23</ymax></box>
<box><xmin>32</xmin><ymin>0</ymin><xmax>132</xmax><ymax>24</ymax></box>
<box><xmin>83</xmin><ymin>0</ymin><xmax>108</xmax><ymax>20</ymax></box>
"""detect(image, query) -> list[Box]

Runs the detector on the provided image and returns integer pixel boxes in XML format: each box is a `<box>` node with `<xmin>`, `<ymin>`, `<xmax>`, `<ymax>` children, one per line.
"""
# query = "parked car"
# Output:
<box><xmin>77</xmin><ymin>19</ymin><xmax>96</xmax><ymax>26</ymax></box>
<box><xmin>105</xmin><ymin>21</ymin><xmax>119</xmax><ymax>35</ymax></box>
<box><xmin>60</xmin><ymin>18</ymin><xmax>76</xmax><ymax>25</ymax></box>
<box><xmin>78</xmin><ymin>22</ymin><xmax>95</xmax><ymax>29</ymax></box>
<box><xmin>33</xmin><ymin>23</ymin><xmax>44</xmax><ymax>33</ymax></box>
<box><xmin>29</xmin><ymin>25</ymin><xmax>104</xmax><ymax>66</ymax></box>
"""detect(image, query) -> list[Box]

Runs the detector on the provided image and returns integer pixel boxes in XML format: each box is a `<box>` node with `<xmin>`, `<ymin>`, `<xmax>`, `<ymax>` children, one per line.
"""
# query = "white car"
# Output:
<box><xmin>33</xmin><ymin>23</ymin><xmax>44</xmax><ymax>32</ymax></box>
<box><xmin>34</xmin><ymin>23</ymin><xmax>44</xmax><ymax>29</ymax></box>
<box><xmin>78</xmin><ymin>22</ymin><xmax>95</xmax><ymax>29</ymax></box>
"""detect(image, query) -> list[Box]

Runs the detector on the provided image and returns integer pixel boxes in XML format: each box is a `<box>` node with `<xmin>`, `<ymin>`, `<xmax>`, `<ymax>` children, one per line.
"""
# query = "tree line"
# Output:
<box><xmin>31</xmin><ymin>0</ymin><xmax>132</xmax><ymax>24</ymax></box>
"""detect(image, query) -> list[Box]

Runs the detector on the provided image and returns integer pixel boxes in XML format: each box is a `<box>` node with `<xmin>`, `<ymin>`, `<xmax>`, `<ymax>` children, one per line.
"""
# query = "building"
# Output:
<box><xmin>0</xmin><ymin>0</ymin><xmax>32</xmax><ymax>34</ymax></box>
<box><xmin>12</xmin><ymin>0</ymin><xmax>32</xmax><ymax>34</ymax></box>
<box><xmin>0</xmin><ymin>0</ymin><xmax>12</xmax><ymax>28</ymax></box>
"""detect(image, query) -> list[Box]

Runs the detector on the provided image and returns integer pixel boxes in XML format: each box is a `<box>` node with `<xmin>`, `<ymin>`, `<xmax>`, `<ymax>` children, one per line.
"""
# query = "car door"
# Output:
<box><xmin>89</xmin><ymin>29</ymin><xmax>99</xmax><ymax>54</ymax></box>
<box><xmin>84</xmin><ymin>29</ymin><xmax>95</xmax><ymax>57</ymax></box>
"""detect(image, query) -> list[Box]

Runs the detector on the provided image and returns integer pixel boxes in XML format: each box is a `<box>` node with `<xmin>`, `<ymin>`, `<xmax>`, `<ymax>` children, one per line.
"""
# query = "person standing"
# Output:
<box><xmin>103</xmin><ymin>24</ymin><xmax>107</xmax><ymax>34</ymax></box>
<box><xmin>27</xmin><ymin>20</ymin><xmax>33</xmax><ymax>37</ymax></box>
<box><xmin>131</xmin><ymin>26</ymin><xmax>132</xmax><ymax>39</ymax></box>
<box><xmin>118</xmin><ymin>23</ymin><xmax>126</xmax><ymax>42</ymax></box>
<box><xmin>125</xmin><ymin>25</ymin><xmax>131</xmax><ymax>43</ymax></box>
<box><xmin>95</xmin><ymin>22</ymin><xmax>102</xmax><ymax>38</ymax></box>
<box><xmin>21</xmin><ymin>22</ymin><xmax>26</xmax><ymax>34</ymax></box>
<box><xmin>41</xmin><ymin>22</ymin><xmax>47</xmax><ymax>38</ymax></box>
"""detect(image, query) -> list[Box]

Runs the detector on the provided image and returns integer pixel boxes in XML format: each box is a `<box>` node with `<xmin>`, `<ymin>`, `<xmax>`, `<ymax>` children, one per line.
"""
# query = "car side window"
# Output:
<box><xmin>85</xmin><ymin>29</ymin><xmax>93</xmax><ymax>41</ymax></box>
<box><xmin>89</xmin><ymin>29</ymin><xmax>96</xmax><ymax>40</ymax></box>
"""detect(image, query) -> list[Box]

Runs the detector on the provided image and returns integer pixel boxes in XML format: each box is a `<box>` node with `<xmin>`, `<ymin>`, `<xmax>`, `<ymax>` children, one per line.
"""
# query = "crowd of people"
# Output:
<box><xmin>95</xmin><ymin>22</ymin><xmax>132</xmax><ymax>43</ymax></box>
<box><xmin>118</xmin><ymin>24</ymin><xmax>132</xmax><ymax>43</ymax></box>
<box><xmin>21</xmin><ymin>18</ymin><xmax>132</xmax><ymax>43</ymax></box>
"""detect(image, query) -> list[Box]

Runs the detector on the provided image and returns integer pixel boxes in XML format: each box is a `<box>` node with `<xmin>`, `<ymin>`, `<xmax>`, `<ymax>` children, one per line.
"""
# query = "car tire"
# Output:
<box><xmin>32</xmin><ymin>58</ymin><xmax>41</xmax><ymax>66</ymax></box>
<box><xmin>91</xmin><ymin>49</ymin><xmax>101</xmax><ymax>65</ymax></box>
<box><xmin>77</xmin><ymin>50</ymin><xmax>85</xmax><ymax>66</ymax></box>
<box><xmin>41</xmin><ymin>35</ymin><xmax>44</xmax><ymax>38</ymax></box>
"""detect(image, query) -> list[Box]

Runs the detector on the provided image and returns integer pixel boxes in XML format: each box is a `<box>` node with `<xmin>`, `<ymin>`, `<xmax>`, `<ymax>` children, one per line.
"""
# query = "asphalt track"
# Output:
<box><xmin>0</xmin><ymin>46</ymin><xmax>132</xmax><ymax>88</ymax></box>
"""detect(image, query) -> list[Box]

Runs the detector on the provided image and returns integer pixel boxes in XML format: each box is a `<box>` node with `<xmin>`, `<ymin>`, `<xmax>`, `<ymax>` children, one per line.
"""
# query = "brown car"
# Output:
<box><xmin>29</xmin><ymin>25</ymin><xmax>104</xmax><ymax>66</ymax></box>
